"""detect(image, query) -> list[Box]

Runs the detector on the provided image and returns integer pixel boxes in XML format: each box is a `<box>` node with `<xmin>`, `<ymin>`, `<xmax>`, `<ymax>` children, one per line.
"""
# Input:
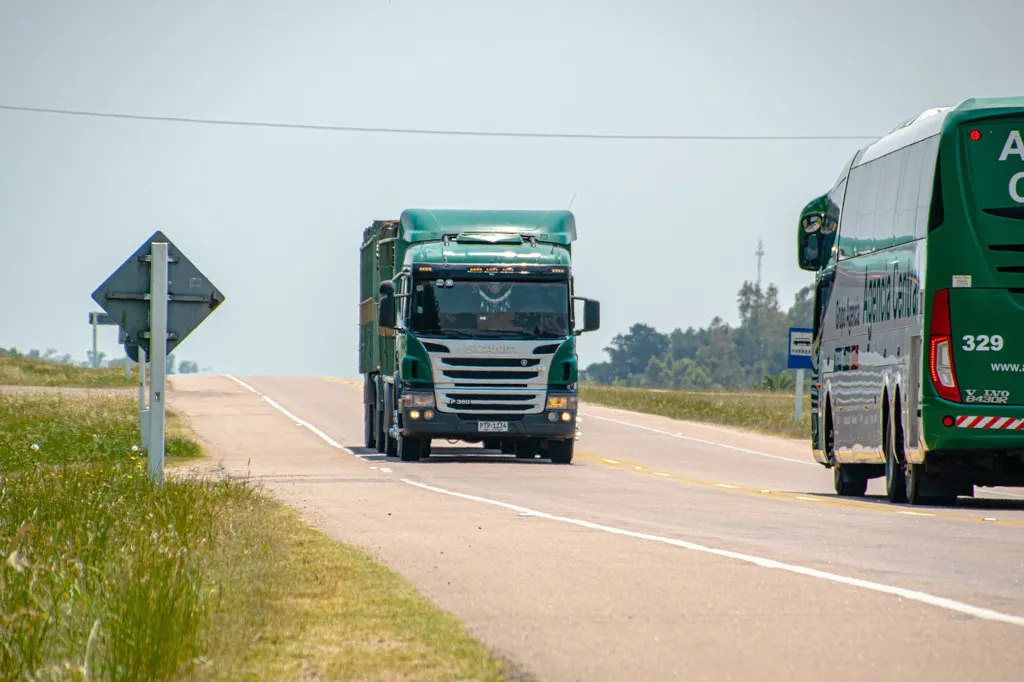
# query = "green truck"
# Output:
<box><xmin>358</xmin><ymin>208</ymin><xmax>600</xmax><ymax>463</ymax></box>
<box><xmin>796</xmin><ymin>97</ymin><xmax>1024</xmax><ymax>504</ymax></box>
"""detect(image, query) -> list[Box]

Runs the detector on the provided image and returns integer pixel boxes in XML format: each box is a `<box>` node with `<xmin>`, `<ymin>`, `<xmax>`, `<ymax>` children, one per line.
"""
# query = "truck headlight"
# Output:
<box><xmin>546</xmin><ymin>395</ymin><xmax>578</xmax><ymax>410</ymax></box>
<box><xmin>403</xmin><ymin>392</ymin><xmax>435</xmax><ymax>409</ymax></box>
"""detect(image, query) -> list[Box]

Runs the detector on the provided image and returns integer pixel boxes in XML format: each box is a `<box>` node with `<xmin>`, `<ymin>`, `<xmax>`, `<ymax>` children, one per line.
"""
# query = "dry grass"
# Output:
<box><xmin>0</xmin><ymin>353</ymin><xmax>137</xmax><ymax>389</ymax></box>
<box><xmin>581</xmin><ymin>384</ymin><xmax>812</xmax><ymax>440</ymax></box>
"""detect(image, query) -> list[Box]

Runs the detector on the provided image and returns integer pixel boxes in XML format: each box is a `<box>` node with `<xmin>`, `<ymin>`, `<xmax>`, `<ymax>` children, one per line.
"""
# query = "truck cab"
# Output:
<box><xmin>360</xmin><ymin>209</ymin><xmax>600</xmax><ymax>463</ymax></box>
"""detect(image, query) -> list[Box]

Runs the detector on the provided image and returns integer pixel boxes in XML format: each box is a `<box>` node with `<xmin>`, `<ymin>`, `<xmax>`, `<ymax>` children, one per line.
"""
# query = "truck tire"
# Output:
<box><xmin>399</xmin><ymin>435</ymin><xmax>423</xmax><ymax>462</ymax></box>
<box><xmin>547</xmin><ymin>438</ymin><xmax>574</xmax><ymax>464</ymax></box>
<box><xmin>364</xmin><ymin>404</ymin><xmax>375</xmax><ymax>449</ymax></box>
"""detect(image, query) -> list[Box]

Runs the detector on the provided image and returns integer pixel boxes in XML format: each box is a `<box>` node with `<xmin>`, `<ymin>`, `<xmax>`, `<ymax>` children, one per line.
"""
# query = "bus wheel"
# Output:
<box><xmin>904</xmin><ymin>462</ymin><xmax>924</xmax><ymax>505</ymax></box>
<box><xmin>834</xmin><ymin>464</ymin><xmax>868</xmax><ymax>496</ymax></box>
<box><xmin>885</xmin><ymin>400</ymin><xmax>907</xmax><ymax>503</ymax></box>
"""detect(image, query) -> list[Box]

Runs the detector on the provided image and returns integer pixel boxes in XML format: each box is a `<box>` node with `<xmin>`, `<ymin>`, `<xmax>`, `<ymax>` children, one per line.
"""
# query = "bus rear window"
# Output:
<box><xmin>965</xmin><ymin>119</ymin><xmax>1024</xmax><ymax>216</ymax></box>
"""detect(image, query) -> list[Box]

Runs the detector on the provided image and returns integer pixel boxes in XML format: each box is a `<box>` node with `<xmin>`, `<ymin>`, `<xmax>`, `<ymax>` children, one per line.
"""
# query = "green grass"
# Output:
<box><xmin>0</xmin><ymin>392</ymin><xmax>508</xmax><ymax>681</ymax></box>
<box><xmin>0</xmin><ymin>353</ymin><xmax>136</xmax><ymax>389</ymax></box>
<box><xmin>581</xmin><ymin>384</ymin><xmax>812</xmax><ymax>439</ymax></box>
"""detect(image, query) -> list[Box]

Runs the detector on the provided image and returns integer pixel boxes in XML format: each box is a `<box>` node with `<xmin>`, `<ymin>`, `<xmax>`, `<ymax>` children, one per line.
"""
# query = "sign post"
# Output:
<box><xmin>87</xmin><ymin>312</ymin><xmax>117</xmax><ymax>369</ymax></box>
<box><xmin>787</xmin><ymin>327</ymin><xmax>813</xmax><ymax>425</ymax></box>
<box><xmin>148</xmin><ymin>242</ymin><xmax>169</xmax><ymax>483</ymax></box>
<box><xmin>90</xmin><ymin>231</ymin><xmax>225</xmax><ymax>484</ymax></box>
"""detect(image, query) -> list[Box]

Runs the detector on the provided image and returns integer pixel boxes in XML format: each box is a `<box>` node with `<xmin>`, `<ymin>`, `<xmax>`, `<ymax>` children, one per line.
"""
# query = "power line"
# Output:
<box><xmin>0</xmin><ymin>104</ymin><xmax>880</xmax><ymax>141</ymax></box>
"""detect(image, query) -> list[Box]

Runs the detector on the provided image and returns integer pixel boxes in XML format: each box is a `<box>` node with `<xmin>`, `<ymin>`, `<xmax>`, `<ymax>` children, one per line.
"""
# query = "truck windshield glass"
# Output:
<box><xmin>410</xmin><ymin>279</ymin><xmax>570</xmax><ymax>338</ymax></box>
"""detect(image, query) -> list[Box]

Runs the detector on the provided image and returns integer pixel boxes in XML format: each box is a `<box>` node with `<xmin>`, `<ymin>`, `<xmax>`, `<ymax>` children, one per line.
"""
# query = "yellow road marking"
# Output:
<box><xmin>575</xmin><ymin>451</ymin><xmax>1024</xmax><ymax>528</ymax></box>
<box><xmin>320</xmin><ymin>376</ymin><xmax>362</xmax><ymax>389</ymax></box>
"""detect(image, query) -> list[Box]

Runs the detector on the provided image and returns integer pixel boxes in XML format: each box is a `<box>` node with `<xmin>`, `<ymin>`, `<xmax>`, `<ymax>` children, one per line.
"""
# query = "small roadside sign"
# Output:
<box><xmin>787</xmin><ymin>327</ymin><xmax>813</xmax><ymax>370</ymax></box>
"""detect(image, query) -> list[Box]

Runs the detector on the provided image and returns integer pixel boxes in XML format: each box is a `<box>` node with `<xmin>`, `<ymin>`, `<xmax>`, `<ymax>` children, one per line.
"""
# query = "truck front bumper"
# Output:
<box><xmin>400</xmin><ymin>410</ymin><xmax>577</xmax><ymax>441</ymax></box>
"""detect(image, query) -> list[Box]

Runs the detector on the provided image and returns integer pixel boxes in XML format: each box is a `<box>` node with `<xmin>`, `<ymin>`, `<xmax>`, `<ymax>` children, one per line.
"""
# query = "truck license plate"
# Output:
<box><xmin>478</xmin><ymin>421</ymin><xmax>509</xmax><ymax>433</ymax></box>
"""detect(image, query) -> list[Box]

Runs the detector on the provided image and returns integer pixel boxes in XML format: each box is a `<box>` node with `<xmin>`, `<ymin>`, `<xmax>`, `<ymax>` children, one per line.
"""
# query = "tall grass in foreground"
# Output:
<box><xmin>1</xmin><ymin>391</ymin><xmax>509</xmax><ymax>681</ymax></box>
<box><xmin>580</xmin><ymin>384</ymin><xmax>812</xmax><ymax>439</ymax></box>
<box><xmin>0</xmin><ymin>392</ymin><xmax>215</xmax><ymax>681</ymax></box>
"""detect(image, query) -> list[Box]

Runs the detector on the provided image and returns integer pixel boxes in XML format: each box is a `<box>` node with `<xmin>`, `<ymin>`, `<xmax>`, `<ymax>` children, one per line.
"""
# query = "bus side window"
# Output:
<box><xmin>896</xmin><ymin>141</ymin><xmax>926</xmax><ymax>243</ymax></box>
<box><xmin>838</xmin><ymin>167</ymin><xmax>865</xmax><ymax>258</ymax></box>
<box><xmin>873</xmin><ymin>152</ymin><xmax>904</xmax><ymax>250</ymax></box>
<box><xmin>916</xmin><ymin>136</ymin><xmax>941</xmax><ymax>238</ymax></box>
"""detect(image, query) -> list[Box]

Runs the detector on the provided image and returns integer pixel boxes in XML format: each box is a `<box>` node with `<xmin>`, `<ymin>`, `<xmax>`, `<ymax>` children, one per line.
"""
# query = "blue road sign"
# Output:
<box><xmin>788</xmin><ymin>327</ymin><xmax>813</xmax><ymax>370</ymax></box>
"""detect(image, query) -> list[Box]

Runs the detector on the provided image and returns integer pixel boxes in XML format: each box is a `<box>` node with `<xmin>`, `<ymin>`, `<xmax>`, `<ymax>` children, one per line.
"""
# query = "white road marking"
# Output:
<box><xmin>602</xmin><ymin>458</ymin><xmax>620</xmax><ymax>465</ymax></box>
<box><xmin>225</xmin><ymin>374</ymin><xmax>260</xmax><ymax>394</ymax></box>
<box><xmin>796</xmin><ymin>496</ymin><xmax>821</xmax><ymax>502</ymax></box>
<box><xmin>381</xmin><ymin>467</ymin><xmax>393</xmax><ymax>473</ymax></box>
<box><xmin>255</xmin><ymin>392</ymin><xmax>347</xmax><ymax>451</ymax></box>
<box><xmin>714</xmin><ymin>483</ymin><xmax>739</xmax><ymax>489</ymax></box>
<box><xmin>898</xmin><ymin>511</ymin><xmax>935</xmax><ymax>517</ymax></box>
<box><xmin>401</xmin><ymin>479</ymin><xmax>1024</xmax><ymax>628</ymax></box>
<box><xmin>583</xmin><ymin>413</ymin><xmax>818</xmax><ymax>467</ymax></box>
<box><xmin>656</xmin><ymin>472</ymin><xmax>671</xmax><ymax>477</ymax></box>
<box><xmin>224</xmin><ymin>375</ymin><xmax>372</xmax><ymax>461</ymax></box>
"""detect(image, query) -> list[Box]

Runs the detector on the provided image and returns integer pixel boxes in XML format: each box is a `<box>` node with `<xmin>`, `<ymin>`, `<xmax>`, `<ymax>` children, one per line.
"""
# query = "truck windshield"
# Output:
<box><xmin>410</xmin><ymin>279</ymin><xmax>570</xmax><ymax>339</ymax></box>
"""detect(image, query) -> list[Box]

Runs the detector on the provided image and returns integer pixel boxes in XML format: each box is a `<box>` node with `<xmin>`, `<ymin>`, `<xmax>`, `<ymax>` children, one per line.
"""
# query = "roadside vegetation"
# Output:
<box><xmin>581</xmin><ymin>384</ymin><xmax>811</xmax><ymax>439</ymax></box>
<box><xmin>0</xmin><ymin>350</ymin><xmax>137</xmax><ymax>389</ymax></box>
<box><xmin>1</xmin><ymin>389</ymin><xmax>507</xmax><ymax>680</ymax></box>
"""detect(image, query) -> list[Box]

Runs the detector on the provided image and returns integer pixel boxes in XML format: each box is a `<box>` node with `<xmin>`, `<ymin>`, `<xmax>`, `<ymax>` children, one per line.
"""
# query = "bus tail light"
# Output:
<box><xmin>929</xmin><ymin>288</ymin><xmax>961</xmax><ymax>403</ymax></box>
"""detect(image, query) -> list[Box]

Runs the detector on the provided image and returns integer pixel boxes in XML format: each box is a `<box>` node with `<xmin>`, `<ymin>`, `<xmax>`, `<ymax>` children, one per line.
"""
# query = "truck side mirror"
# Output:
<box><xmin>579</xmin><ymin>298</ymin><xmax>600</xmax><ymax>333</ymax></box>
<box><xmin>378</xmin><ymin>281</ymin><xmax>397</xmax><ymax>329</ymax></box>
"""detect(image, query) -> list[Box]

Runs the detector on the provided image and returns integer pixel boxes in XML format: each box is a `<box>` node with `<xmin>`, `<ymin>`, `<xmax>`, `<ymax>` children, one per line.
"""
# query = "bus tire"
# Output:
<box><xmin>885</xmin><ymin>397</ymin><xmax>907</xmax><ymax>503</ymax></box>
<box><xmin>834</xmin><ymin>464</ymin><xmax>868</xmax><ymax>497</ymax></box>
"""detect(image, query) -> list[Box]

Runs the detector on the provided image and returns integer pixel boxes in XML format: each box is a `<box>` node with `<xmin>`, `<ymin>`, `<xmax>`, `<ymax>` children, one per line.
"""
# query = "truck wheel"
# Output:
<box><xmin>547</xmin><ymin>439</ymin><xmax>574</xmax><ymax>464</ymax></box>
<box><xmin>833</xmin><ymin>464</ymin><xmax>868</xmax><ymax>497</ymax></box>
<box><xmin>374</xmin><ymin>405</ymin><xmax>386</xmax><ymax>453</ymax></box>
<box><xmin>364</xmin><ymin>404</ymin><xmax>375</xmax><ymax>449</ymax></box>
<box><xmin>399</xmin><ymin>435</ymin><xmax>423</xmax><ymax>462</ymax></box>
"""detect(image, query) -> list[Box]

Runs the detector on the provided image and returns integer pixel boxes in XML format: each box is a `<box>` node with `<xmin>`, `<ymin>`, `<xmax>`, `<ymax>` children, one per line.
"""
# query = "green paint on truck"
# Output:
<box><xmin>358</xmin><ymin>209</ymin><xmax>600</xmax><ymax>463</ymax></box>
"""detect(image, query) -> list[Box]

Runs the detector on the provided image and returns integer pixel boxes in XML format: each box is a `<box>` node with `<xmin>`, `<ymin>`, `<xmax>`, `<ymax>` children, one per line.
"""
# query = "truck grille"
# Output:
<box><xmin>427</xmin><ymin>341</ymin><xmax>555</xmax><ymax>415</ymax></box>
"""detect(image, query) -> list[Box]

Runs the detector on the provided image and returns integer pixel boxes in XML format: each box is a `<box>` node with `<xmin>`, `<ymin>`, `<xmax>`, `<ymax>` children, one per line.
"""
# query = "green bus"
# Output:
<box><xmin>797</xmin><ymin>97</ymin><xmax>1024</xmax><ymax>505</ymax></box>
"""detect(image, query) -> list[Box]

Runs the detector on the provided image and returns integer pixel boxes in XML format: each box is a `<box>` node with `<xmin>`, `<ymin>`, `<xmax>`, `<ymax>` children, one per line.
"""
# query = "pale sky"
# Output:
<box><xmin>1</xmin><ymin>0</ymin><xmax>1021</xmax><ymax>377</ymax></box>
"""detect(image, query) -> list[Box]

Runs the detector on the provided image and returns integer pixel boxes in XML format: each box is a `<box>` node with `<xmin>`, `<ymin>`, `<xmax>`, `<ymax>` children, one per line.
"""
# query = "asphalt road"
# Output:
<box><xmin>168</xmin><ymin>374</ymin><xmax>1024</xmax><ymax>682</ymax></box>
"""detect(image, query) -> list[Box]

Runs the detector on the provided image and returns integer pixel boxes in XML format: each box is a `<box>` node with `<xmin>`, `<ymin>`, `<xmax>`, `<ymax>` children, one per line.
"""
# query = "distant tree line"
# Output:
<box><xmin>1</xmin><ymin>347</ymin><xmax>205</xmax><ymax>375</ymax></box>
<box><xmin>582</xmin><ymin>280</ymin><xmax>814</xmax><ymax>391</ymax></box>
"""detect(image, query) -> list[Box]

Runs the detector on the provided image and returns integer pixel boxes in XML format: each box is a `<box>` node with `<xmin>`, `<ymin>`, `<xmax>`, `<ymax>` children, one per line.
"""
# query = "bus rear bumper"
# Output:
<box><xmin>921</xmin><ymin>401</ymin><xmax>1024</xmax><ymax>487</ymax></box>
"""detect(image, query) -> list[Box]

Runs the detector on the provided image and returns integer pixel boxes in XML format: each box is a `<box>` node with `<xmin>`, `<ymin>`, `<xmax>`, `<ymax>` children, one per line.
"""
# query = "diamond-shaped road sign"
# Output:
<box><xmin>91</xmin><ymin>231</ymin><xmax>224</xmax><ymax>363</ymax></box>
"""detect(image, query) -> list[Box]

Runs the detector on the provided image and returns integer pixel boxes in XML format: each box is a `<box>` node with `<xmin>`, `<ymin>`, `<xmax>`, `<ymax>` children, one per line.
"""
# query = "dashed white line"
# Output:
<box><xmin>400</xmin><ymin>478</ymin><xmax>1024</xmax><ymax>628</ymax></box>
<box><xmin>380</xmin><ymin>467</ymin><xmax>393</xmax><ymax>473</ymax></box>
<box><xmin>582</xmin><ymin>413</ymin><xmax>818</xmax><ymax>467</ymax></box>
<box><xmin>796</xmin><ymin>495</ymin><xmax>821</xmax><ymax>502</ymax></box>
<box><xmin>898</xmin><ymin>511</ymin><xmax>935</xmax><ymax>517</ymax></box>
<box><xmin>602</xmin><ymin>458</ymin><xmax>620</xmax><ymax>465</ymax></box>
<box><xmin>714</xmin><ymin>483</ymin><xmax>739</xmax><ymax>489</ymax></box>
